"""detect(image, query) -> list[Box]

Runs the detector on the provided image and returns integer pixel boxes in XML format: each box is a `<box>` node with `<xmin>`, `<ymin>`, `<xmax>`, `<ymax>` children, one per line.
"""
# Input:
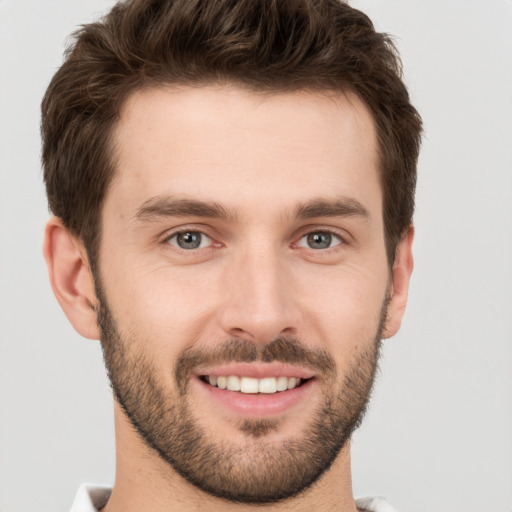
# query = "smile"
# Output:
<box><xmin>194</xmin><ymin>363</ymin><xmax>316</xmax><ymax>416</ymax></box>
<box><xmin>201</xmin><ymin>375</ymin><xmax>307</xmax><ymax>394</ymax></box>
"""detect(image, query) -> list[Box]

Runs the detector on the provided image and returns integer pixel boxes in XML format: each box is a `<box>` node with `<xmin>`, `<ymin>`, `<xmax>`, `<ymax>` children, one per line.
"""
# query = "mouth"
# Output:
<box><xmin>194</xmin><ymin>364</ymin><xmax>316</xmax><ymax>417</ymax></box>
<box><xmin>199</xmin><ymin>374</ymin><xmax>310</xmax><ymax>394</ymax></box>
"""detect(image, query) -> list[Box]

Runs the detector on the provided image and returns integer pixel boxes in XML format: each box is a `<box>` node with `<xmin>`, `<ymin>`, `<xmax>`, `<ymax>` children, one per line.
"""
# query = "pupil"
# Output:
<box><xmin>308</xmin><ymin>232</ymin><xmax>331</xmax><ymax>249</ymax></box>
<box><xmin>178</xmin><ymin>232</ymin><xmax>201</xmax><ymax>249</ymax></box>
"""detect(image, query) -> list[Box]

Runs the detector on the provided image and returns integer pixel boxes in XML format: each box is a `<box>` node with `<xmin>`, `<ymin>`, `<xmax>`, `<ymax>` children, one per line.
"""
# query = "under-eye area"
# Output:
<box><xmin>200</xmin><ymin>375</ymin><xmax>312</xmax><ymax>394</ymax></box>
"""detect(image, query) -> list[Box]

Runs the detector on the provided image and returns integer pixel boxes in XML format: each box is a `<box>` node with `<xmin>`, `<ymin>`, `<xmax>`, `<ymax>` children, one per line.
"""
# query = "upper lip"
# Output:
<box><xmin>194</xmin><ymin>362</ymin><xmax>315</xmax><ymax>380</ymax></box>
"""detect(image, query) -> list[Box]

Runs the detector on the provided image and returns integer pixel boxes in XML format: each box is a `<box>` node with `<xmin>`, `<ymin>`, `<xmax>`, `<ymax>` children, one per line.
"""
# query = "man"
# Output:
<box><xmin>41</xmin><ymin>0</ymin><xmax>422</xmax><ymax>510</ymax></box>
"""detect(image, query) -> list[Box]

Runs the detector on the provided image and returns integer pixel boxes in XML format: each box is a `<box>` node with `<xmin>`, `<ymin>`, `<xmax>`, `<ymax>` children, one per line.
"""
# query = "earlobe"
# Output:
<box><xmin>382</xmin><ymin>226</ymin><xmax>414</xmax><ymax>339</ymax></box>
<box><xmin>43</xmin><ymin>217</ymin><xmax>100</xmax><ymax>340</ymax></box>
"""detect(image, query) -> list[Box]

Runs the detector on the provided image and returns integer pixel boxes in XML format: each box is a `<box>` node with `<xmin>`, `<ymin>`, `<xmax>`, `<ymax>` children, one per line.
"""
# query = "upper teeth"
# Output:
<box><xmin>207</xmin><ymin>375</ymin><xmax>302</xmax><ymax>394</ymax></box>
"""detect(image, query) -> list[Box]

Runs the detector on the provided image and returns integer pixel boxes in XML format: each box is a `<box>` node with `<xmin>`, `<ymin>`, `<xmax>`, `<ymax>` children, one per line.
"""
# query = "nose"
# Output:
<box><xmin>218</xmin><ymin>245</ymin><xmax>301</xmax><ymax>344</ymax></box>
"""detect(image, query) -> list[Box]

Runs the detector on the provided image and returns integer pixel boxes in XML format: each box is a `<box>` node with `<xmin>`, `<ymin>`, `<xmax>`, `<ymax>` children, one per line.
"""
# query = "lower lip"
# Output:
<box><xmin>195</xmin><ymin>377</ymin><xmax>315</xmax><ymax>417</ymax></box>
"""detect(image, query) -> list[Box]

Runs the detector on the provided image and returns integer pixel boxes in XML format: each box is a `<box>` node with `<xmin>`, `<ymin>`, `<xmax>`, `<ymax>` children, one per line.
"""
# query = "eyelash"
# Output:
<box><xmin>163</xmin><ymin>227</ymin><xmax>347</xmax><ymax>253</ymax></box>
<box><xmin>295</xmin><ymin>230</ymin><xmax>344</xmax><ymax>250</ymax></box>
<box><xmin>164</xmin><ymin>228</ymin><xmax>216</xmax><ymax>251</ymax></box>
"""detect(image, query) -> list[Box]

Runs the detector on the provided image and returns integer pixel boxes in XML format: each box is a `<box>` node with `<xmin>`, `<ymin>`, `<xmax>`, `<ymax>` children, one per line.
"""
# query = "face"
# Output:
<box><xmin>96</xmin><ymin>86</ymin><xmax>396</xmax><ymax>503</ymax></box>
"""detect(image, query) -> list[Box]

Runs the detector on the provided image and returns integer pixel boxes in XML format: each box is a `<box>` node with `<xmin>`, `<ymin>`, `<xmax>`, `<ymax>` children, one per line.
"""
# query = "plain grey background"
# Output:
<box><xmin>1</xmin><ymin>1</ymin><xmax>511</xmax><ymax>511</ymax></box>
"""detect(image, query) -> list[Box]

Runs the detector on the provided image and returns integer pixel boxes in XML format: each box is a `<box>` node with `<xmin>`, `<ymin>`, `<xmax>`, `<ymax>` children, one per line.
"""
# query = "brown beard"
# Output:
<box><xmin>97</xmin><ymin>286</ymin><xmax>388</xmax><ymax>504</ymax></box>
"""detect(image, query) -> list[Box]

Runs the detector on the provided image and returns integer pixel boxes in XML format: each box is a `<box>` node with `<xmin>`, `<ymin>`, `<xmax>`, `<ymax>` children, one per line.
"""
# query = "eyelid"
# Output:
<box><xmin>167</xmin><ymin>231</ymin><xmax>212</xmax><ymax>249</ymax></box>
<box><xmin>293</xmin><ymin>226</ymin><xmax>350</xmax><ymax>247</ymax></box>
<box><xmin>295</xmin><ymin>231</ymin><xmax>342</xmax><ymax>249</ymax></box>
<box><xmin>159</xmin><ymin>224</ymin><xmax>351</xmax><ymax>251</ymax></box>
<box><xmin>161</xmin><ymin>225</ymin><xmax>219</xmax><ymax>248</ymax></box>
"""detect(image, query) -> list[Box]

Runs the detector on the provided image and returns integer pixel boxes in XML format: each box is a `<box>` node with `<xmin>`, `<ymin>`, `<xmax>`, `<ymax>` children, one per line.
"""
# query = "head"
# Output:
<box><xmin>42</xmin><ymin>0</ymin><xmax>421</xmax><ymax>506</ymax></box>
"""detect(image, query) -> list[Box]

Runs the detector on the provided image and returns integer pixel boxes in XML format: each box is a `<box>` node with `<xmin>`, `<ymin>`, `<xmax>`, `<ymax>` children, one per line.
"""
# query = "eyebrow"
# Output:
<box><xmin>133</xmin><ymin>195</ymin><xmax>369</xmax><ymax>224</ymax></box>
<box><xmin>134</xmin><ymin>196</ymin><xmax>235</xmax><ymax>222</ymax></box>
<box><xmin>294</xmin><ymin>198</ymin><xmax>370</xmax><ymax>221</ymax></box>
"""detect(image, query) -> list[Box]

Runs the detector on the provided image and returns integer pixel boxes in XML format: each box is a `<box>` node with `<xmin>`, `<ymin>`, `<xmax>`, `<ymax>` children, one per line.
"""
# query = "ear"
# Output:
<box><xmin>382</xmin><ymin>226</ymin><xmax>414</xmax><ymax>339</ymax></box>
<box><xmin>43</xmin><ymin>217</ymin><xmax>100</xmax><ymax>340</ymax></box>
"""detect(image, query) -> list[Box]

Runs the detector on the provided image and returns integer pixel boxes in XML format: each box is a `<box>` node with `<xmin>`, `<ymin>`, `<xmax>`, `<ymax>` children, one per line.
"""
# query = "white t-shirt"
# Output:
<box><xmin>69</xmin><ymin>484</ymin><xmax>399</xmax><ymax>512</ymax></box>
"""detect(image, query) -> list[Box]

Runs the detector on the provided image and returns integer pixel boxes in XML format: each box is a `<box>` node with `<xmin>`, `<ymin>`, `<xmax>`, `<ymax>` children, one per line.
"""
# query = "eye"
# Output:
<box><xmin>297</xmin><ymin>231</ymin><xmax>342</xmax><ymax>250</ymax></box>
<box><xmin>167</xmin><ymin>231</ymin><xmax>212</xmax><ymax>250</ymax></box>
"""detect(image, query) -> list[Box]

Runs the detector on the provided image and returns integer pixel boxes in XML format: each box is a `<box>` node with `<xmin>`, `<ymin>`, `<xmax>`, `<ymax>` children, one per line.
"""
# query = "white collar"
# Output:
<box><xmin>69</xmin><ymin>484</ymin><xmax>111</xmax><ymax>512</ymax></box>
<box><xmin>69</xmin><ymin>484</ymin><xmax>398</xmax><ymax>512</ymax></box>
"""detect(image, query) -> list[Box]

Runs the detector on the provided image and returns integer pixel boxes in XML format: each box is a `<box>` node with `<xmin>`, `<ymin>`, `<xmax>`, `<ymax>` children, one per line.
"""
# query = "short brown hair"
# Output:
<box><xmin>42</xmin><ymin>0</ymin><xmax>422</xmax><ymax>269</ymax></box>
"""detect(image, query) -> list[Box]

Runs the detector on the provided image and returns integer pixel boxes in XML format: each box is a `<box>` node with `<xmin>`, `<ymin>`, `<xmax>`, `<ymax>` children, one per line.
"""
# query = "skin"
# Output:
<box><xmin>44</xmin><ymin>85</ymin><xmax>414</xmax><ymax>512</ymax></box>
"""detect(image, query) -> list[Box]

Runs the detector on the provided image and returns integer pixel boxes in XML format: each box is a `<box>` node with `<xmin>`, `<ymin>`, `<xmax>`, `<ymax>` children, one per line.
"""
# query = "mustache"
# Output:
<box><xmin>175</xmin><ymin>337</ymin><xmax>336</xmax><ymax>391</ymax></box>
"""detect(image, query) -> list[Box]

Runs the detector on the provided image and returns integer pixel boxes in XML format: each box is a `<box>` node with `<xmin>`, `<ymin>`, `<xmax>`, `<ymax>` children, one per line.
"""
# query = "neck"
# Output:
<box><xmin>103</xmin><ymin>403</ymin><xmax>358</xmax><ymax>512</ymax></box>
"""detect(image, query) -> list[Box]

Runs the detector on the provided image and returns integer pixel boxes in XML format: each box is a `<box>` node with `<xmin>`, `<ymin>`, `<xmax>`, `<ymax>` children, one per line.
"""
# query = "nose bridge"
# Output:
<box><xmin>219</xmin><ymin>239</ymin><xmax>299</xmax><ymax>343</ymax></box>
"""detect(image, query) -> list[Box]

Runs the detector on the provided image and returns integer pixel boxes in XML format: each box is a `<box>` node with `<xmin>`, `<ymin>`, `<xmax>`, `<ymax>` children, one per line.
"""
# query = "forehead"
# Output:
<box><xmin>108</xmin><ymin>85</ymin><xmax>380</xmax><ymax>221</ymax></box>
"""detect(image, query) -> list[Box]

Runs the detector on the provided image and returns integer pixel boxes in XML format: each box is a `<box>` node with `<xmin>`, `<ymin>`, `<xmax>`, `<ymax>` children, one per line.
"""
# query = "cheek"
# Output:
<box><xmin>101</xmin><ymin>259</ymin><xmax>221</xmax><ymax>352</ymax></box>
<box><xmin>99</xmin><ymin>236</ymin><xmax>390</xmax><ymax>363</ymax></box>
<box><xmin>296</xmin><ymin>264</ymin><xmax>389</xmax><ymax>349</ymax></box>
